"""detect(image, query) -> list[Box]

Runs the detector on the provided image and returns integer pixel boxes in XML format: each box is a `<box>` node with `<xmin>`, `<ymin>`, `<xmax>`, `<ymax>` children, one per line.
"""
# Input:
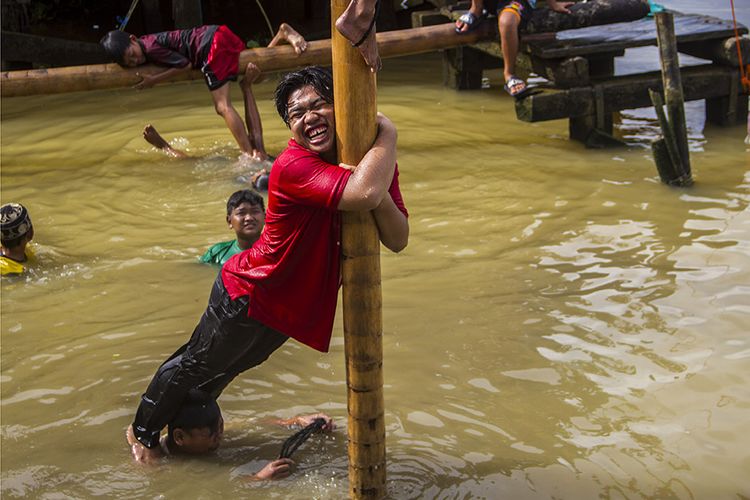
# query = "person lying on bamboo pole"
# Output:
<box><xmin>335</xmin><ymin>0</ymin><xmax>382</xmax><ymax>72</ymax></box>
<box><xmin>455</xmin><ymin>0</ymin><xmax>571</xmax><ymax>98</ymax></box>
<box><xmin>125</xmin><ymin>67</ymin><xmax>409</xmax><ymax>477</ymax></box>
<box><xmin>137</xmin><ymin>388</ymin><xmax>333</xmax><ymax>480</ymax></box>
<box><xmin>100</xmin><ymin>23</ymin><xmax>308</xmax><ymax>161</ymax></box>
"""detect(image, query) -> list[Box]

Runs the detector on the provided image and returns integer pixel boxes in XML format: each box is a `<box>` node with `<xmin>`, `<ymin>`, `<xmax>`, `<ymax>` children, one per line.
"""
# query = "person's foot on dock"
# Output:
<box><xmin>335</xmin><ymin>0</ymin><xmax>382</xmax><ymax>72</ymax></box>
<box><xmin>269</xmin><ymin>23</ymin><xmax>308</xmax><ymax>55</ymax></box>
<box><xmin>143</xmin><ymin>124</ymin><xmax>188</xmax><ymax>158</ymax></box>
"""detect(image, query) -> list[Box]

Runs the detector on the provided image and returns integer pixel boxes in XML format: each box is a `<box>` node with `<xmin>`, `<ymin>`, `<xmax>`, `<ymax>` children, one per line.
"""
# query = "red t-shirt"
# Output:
<box><xmin>222</xmin><ymin>139</ymin><xmax>407</xmax><ymax>352</ymax></box>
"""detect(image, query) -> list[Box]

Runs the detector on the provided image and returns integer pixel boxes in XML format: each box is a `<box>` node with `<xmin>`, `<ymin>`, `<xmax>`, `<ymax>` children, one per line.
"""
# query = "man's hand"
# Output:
<box><xmin>125</xmin><ymin>425</ymin><xmax>163</xmax><ymax>464</ymax></box>
<box><xmin>294</xmin><ymin>413</ymin><xmax>335</xmax><ymax>432</ymax></box>
<box><xmin>254</xmin><ymin>458</ymin><xmax>295</xmax><ymax>480</ymax></box>
<box><xmin>339</xmin><ymin>162</ymin><xmax>357</xmax><ymax>172</ymax></box>
<box><xmin>549</xmin><ymin>1</ymin><xmax>573</xmax><ymax>14</ymax></box>
<box><xmin>134</xmin><ymin>73</ymin><xmax>157</xmax><ymax>90</ymax></box>
<box><xmin>244</xmin><ymin>62</ymin><xmax>263</xmax><ymax>85</ymax></box>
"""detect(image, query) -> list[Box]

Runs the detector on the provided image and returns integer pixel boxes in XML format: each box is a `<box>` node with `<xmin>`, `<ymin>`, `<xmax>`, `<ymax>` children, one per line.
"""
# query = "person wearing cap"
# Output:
<box><xmin>1</xmin><ymin>203</ymin><xmax>35</xmax><ymax>276</ymax></box>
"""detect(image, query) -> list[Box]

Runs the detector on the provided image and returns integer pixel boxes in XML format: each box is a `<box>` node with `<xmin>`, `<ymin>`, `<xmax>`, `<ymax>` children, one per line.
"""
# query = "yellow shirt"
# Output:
<box><xmin>0</xmin><ymin>247</ymin><xmax>33</xmax><ymax>276</ymax></box>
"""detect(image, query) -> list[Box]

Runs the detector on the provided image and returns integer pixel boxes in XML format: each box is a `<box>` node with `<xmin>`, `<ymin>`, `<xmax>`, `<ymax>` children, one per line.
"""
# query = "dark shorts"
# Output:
<box><xmin>202</xmin><ymin>25</ymin><xmax>245</xmax><ymax>91</ymax></box>
<box><xmin>132</xmin><ymin>274</ymin><xmax>289</xmax><ymax>448</ymax></box>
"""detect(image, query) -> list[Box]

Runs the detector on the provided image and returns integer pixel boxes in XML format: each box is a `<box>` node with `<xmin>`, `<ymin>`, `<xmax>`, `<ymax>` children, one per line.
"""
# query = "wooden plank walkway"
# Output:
<box><xmin>413</xmin><ymin>6</ymin><xmax>749</xmax><ymax>147</ymax></box>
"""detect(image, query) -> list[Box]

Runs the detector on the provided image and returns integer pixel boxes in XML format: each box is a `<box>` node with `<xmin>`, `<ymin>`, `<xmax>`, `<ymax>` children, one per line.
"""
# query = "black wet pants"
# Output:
<box><xmin>132</xmin><ymin>274</ymin><xmax>289</xmax><ymax>449</ymax></box>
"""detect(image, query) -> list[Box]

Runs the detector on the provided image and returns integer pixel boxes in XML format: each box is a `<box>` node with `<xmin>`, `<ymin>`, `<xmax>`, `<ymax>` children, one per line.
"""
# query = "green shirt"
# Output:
<box><xmin>199</xmin><ymin>240</ymin><xmax>242</xmax><ymax>266</ymax></box>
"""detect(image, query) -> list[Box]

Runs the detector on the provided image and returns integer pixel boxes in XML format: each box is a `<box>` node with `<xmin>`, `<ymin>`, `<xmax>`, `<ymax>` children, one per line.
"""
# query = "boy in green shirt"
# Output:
<box><xmin>200</xmin><ymin>189</ymin><xmax>265</xmax><ymax>266</ymax></box>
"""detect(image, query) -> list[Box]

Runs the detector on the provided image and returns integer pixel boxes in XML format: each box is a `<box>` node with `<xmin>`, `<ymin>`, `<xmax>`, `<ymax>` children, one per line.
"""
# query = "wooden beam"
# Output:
<box><xmin>655</xmin><ymin>11</ymin><xmax>691</xmax><ymax>180</ymax></box>
<box><xmin>330</xmin><ymin>1</ymin><xmax>386</xmax><ymax>498</ymax></box>
<box><xmin>515</xmin><ymin>64</ymin><xmax>741</xmax><ymax>122</ymax></box>
<box><xmin>1</xmin><ymin>23</ymin><xmax>493</xmax><ymax>98</ymax></box>
<box><xmin>678</xmin><ymin>36</ymin><xmax>750</xmax><ymax>67</ymax></box>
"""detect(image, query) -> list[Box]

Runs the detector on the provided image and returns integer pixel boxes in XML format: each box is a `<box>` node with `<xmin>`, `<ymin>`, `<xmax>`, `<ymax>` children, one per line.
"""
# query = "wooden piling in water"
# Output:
<box><xmin>330</xmin><ymin>0</ymin><xmax>386</xmax><ymax>498</ymax></box>
<box><xmin>652</xmin><ymin>11</ymin><xmax>693</xmax><ymax>186</ymax></box>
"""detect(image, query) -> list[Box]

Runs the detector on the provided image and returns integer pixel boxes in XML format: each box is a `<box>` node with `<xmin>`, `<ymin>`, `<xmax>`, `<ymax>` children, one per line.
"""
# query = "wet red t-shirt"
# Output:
<box><xmin>222</xmin><ymin>139</ymin><xmax>407</xmax><ymax>352</ymax></box>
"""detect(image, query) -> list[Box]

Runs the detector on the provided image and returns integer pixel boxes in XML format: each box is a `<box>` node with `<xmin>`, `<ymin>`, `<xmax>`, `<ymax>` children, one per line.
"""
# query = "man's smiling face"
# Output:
<box><xmin>286</xmin><ymin>85</ymin><xmax>336</xmax><ymax>159</ymax></box>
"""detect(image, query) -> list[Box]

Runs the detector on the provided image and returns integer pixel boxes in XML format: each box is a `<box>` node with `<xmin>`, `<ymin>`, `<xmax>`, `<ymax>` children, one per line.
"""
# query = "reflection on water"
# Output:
<box><xmin>2</xmin><ymin>21</ymin><xmax>750</xmax><ymax>500</ymax></box>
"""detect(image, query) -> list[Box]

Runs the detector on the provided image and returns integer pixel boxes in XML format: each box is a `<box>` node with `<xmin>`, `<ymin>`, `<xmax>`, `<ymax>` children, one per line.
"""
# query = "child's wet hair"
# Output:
<box><xmin>100</xmin><ymin>30</ymin><xmax>132</xmax><ymax>66</ymax></box>
<box><xmin>274</xmin><ymin>66</ymin><xmax>333</xmax><ymax>127</ymax></box>
<box><xmin>226</xmin><ymin>189</ymin><xmax>265</xmax><ymax>216</ymax></box>
<box><xmin>167</xmin><ymin>389</ymin><xmax>221</xmax><ymax>439</ymax></box>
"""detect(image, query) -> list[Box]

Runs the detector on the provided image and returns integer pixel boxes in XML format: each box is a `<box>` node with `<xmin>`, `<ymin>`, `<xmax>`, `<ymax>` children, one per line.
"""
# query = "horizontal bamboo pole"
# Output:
<box><xmin>1</xmin><ymin>23</ymin><xmax>492</xmax><ymax>98</ymax></box>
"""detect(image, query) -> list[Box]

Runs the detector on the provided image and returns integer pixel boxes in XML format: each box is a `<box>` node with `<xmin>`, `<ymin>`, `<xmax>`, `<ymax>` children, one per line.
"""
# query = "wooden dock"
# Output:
<box><xmin>413</xmin><ymin>4</ymin><xmax>749</xmax><ymax>147</ymax></box>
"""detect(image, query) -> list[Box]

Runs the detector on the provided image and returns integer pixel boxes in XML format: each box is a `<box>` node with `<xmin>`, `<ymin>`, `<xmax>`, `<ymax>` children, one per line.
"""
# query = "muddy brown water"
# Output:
<box><xmin>2</xmin><ymin>5</ymin><xmax>749</xmax><ymax>497</ymax></box>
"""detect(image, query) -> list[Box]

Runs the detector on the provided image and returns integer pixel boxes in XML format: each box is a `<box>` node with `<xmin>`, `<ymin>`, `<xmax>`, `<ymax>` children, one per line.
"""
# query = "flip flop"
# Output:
<box><xmin>455</xmin><ymin>9</ymin><xmax>487</xmax><ymax>34</ymax></box>
<box><xmin>504</xmin><ymin>75</ymin><xmax>531</xmax><ymax>99</ymax></box>
<box><xmin>352</xmin><ymin>0</ymin><xmax>381</xmax><ymax>48</ymax></box>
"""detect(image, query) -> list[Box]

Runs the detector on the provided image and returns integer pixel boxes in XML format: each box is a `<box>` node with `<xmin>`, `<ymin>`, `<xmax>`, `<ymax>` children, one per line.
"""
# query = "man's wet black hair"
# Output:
<box><xmin>167</xmin><ymin>389</ymin><xmax>221</xmax><ymax>439</ymax></box>
<box><xmin>99</xmin><ymin>30</ymin><xmax>132</xmax><ymax>66</ymax></box>
<box><xmin>274</xmin><ymin>66</ymin><xmax>333</xmax><ymax>127</ymax></box>
<box><xmin>226</xmin><ymin>189</ymin><xmax>265</xmax><ymax>216</ymax></box>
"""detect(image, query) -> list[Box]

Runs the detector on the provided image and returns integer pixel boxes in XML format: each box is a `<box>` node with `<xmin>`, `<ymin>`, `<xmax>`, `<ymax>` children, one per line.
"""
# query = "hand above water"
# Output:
<box><xmin>125</xmin><ymin>424</ymin><xmax>163</xmax><ymax>464</ymax></box>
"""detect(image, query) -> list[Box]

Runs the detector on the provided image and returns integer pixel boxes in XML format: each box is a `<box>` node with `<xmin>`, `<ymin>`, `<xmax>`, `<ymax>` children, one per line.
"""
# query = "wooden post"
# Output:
<box><xmin>330</xmin><ymin>1</ymin><xmax>386</xmax><ymax>498</ymax></box>
<box><xmin>654</xmin><ymin>11</ymin><xmax>692</xmax><ymax>183</ymax></box>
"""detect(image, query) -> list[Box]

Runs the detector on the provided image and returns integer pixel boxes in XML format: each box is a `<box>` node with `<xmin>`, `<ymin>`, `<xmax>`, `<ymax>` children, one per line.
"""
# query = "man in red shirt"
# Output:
<box><xmin>127</xmin><ymin>66</ymin><xmax>409</xmax><ymax>478</ymax></box>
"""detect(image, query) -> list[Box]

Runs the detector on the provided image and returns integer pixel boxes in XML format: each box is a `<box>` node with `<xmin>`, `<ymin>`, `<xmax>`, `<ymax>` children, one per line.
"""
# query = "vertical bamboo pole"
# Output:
<box><xmin>654</xmin><ymin>11</ymin><xmax>692</xmax><ymax>184</ymax></box>
<box><xmin>330</xmin><ymin>0</ymin><xmax>386</xmax><ymax>498</ymax></box>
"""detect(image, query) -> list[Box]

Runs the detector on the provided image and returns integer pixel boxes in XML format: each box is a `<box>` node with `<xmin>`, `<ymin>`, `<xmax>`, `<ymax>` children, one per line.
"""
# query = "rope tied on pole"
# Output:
<box><xmin>118</xmin><ymin>0</ymin><xmax>141</xmax><ymax>31</ymax></box>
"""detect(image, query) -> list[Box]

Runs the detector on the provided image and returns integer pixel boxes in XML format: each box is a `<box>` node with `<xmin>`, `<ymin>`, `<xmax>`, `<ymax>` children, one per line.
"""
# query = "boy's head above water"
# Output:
<box><xmin>226</xmin><ymin>189</ymin><xmax>266</xmax><ymax>243</ymax></box>
<box><xmin>167</xmin><ymin>389</ymin><xmax>224</xmax><ymax>455</ymax></box>
<box><xmin>100</xmin><ymin>30</ymin><xmax>145</xmax><ymax>67</ymax></box>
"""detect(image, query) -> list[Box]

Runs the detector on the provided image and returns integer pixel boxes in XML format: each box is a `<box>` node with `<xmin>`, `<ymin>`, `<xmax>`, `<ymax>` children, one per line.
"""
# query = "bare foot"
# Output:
<box><xmin>335</xmin><ymin>0</ymin><xmax>381</xmax><ymax>72</ymax></box>
<box><xmin>142</xmin><ymin>124</ymin><xmax>188</xmax><ymax>158</ymax></box>
<box><xmin>125</xmin><ymin>424</ymin><xmax>164</xmax><ymax>464</ymax></box>
<box><xmin>268</xmin><ymin>23</ymin><xmax>308</xmax><ymax>55</ymax></box>
<box><xmin>248</xmin><ymin>458</ymin><xmax>294</xmax><ymax>480</ymax></box>
<box><xmin>143</xmin><ymin>124</ymin><xmax>170</xmax><ymax>149</ymax></box>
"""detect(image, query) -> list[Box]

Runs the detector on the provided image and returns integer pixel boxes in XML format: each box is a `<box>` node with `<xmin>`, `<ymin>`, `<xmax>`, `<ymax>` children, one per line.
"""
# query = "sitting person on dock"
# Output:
<box><xmin>200</xmin><ymin>189</ymin><xmax>265</xmax><ymax>266</ymax></box>
<box><xmin>125</xmin><ymin>67</ymin><xmax>409</xmax><ymax>473</ymax></box>
<box><xmin>1</xmin><ymin>203</ymin><xmax>35</xmax><ymax>277</ymax></box>
<box><xmin>456</xmin><ymin>0</ymin><xmax>572</xmax><ymax>98</ymax></box>
<box><xmin>148</xmin><ymin>388</ymin><xmax>333</xmax><ymax>480</ymax></box>
<box><xmin>100</xmin><ymin>23</ymin><xmax>308</xmax><ymax>161</ymax></box>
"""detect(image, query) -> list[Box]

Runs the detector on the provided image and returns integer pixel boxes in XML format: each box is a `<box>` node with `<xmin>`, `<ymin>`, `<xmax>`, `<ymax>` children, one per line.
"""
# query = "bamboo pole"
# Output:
<box><xmin>1</xmin><ymin>23</ymin><xmax>491</xmax><ymax>98</ymax></box>
<box><xmin>330</xmin><ymin>1</ymin><xmax>385</xmax><ymax>498</ymax></box>
<box><xmin>654</xmin><ymin>11</ymin><xmax>692</xmax><ymax>184</ymax></box>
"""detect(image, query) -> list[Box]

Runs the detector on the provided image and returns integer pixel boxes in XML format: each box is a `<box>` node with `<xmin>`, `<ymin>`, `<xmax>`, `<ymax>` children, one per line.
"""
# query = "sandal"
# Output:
<box><xmin>455</xmin><ymin>9</ymin><xmax>487</xmax><ymax>34</ymax></box>
<box><xmin>504</xmin><ymin>75</ymin><xmax>530</xmax><ymax>99</ymax></box>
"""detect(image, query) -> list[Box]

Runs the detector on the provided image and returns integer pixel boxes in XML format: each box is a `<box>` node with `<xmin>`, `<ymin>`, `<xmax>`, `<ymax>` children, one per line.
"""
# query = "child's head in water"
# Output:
<box><xmin>167</xmin><ymin>389</ymin><xmax>224</xmax><ymax>454</ymax></box>
<box><xmin>226</xmin><ymin>189</ymin><xmax>266</xmax><ymax>246</ymax></box>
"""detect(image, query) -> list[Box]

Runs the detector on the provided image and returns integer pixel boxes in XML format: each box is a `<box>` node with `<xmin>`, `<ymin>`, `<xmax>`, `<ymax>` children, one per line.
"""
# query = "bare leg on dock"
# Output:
<box><xmin>268</xmin><ymin>23</ymin><xmax>308</xmax><ymax>55</ymax></box>
<box><xmin>241</xmin><ymin>62</ymin><xmax>267</xmax><ymax>161</ymax></box>
<box><xmin>498</xmin><ymin>10</ymin><xmax>522</xmax><ymax>87</ymax></box>
<box><xmin>143</xmin><ymin>124</ymin><xmax>188</xmax><ymax>158</ymax></box>
<box><xmin>335</xmin><ymin>0</ymin><xmax>381</xmax><ymax>73</ymax></box>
